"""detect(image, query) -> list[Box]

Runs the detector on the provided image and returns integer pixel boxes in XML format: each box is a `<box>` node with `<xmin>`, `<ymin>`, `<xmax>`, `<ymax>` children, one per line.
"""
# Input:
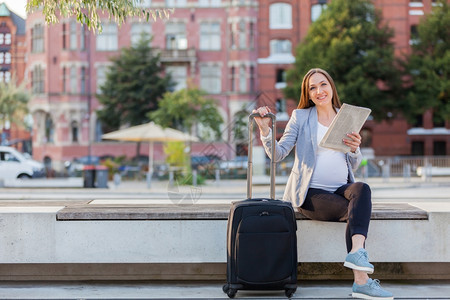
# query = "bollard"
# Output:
<box><xmin>192</xmin><ymin>169</ymin><xmax>197</xmax><ymax>186</ymax></box>
<box><xmin>169</xmin><ymin>170</ymin><xmax>174</xmax><ymax>187</ymax></box>
<box><xmin>215</xmin><ymin>169</ymin><xmax>220</xmax><ymax>185</ymax></box>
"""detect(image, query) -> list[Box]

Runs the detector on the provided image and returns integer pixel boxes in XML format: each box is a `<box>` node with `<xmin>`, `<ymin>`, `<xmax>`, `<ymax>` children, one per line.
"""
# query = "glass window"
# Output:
<box><xmin>166</xmin><ymin>66</ymin><xmax>187</xmax><ymax>91</ymax></box>
<box><xmin>409</xmin><ymin>25</ymin><xmax>419</xmax><ymax>45</ymax></box>
<box><xmin>230</xmin><ymin>66</ymin><xmax>235</xmax><ymax>92</ymax></box>
<box><xmin>131</xmin><ymin>22</ymin><xmax>152</xmax><ymax>46</ymax></box>
<box><xmin>4</xmin><ymin>71</ymin><xmax>10</xmax><ymax>83</ymax></box>
<box><xmin>166</xmin><ymin>22</ymin><xmax>187</xmax><ymax>50</ymax></box>
<box><xmin>276</xmin><ymin>99</ymin><xmax>286</xmax><ymax>113</ymax></box>
<box><xmin>433</xmin><ymin>141</ymin><xmax>446</xmax><ymax>156</ymax></box>
<box><xmin>411</xmin><ymin>141</ymin><xmax>424</xmax><ymax>156</ymax></box>
<box><xmin>0</xmin><ymin>72</ymin><xmax>3</xmax><ymax>82</ymax></box>
<box><xmin>62</xmin><ymin>23</ymin><xmax>67</xmax><ymax>49</ymax></box>
<box><xmin>200</xmin><ymin>22</ymin><xmax>221</xmax><ymax>50</ymax></box>
<box><xmin>96</xmin><ymin>66</ymin><xmax>107</xmax><ymax>94</ymax></box>
<box><xmin>270</xmin><ymin>39</ymin><xmax>292</xmax><ymax>55</ymax></box>
<box><xmin>199</xmin><ymin>0</ymin><xmax>221</xmax><ymax>6</ymax></box>
<box><xmin>5</xmin><ymin>33</ymin><xmax>11</xmax><ymax>44</ymax></box>
<box><xmin>5</xmin><ymin>52</ymin><xmax>10</xmax><ymax>64</ymax></box>
<box><xmin>249</xmin><ymin>22</ymin><xmax>254</xmax><ymax>49</ymax></box>
<box><xmin>0</xmin><ymin>34</ymin><xmax>3</xmax><ymax>44</ymax></box>
<box><xmin>311</xmin><ymin>3</ymin><xmax>327</xmax><ymax>22</ymax></box>
<box><xmin>70</xmin><ymin>66</ymin><xmax>77</xmax><ymax>93</ymax></box>
<box><xmin>0</xmin><ymin>53</ymin><xmax>3</xmax><ymax>64</ymax></box>
<box><xmin>81</xmin><ymin>67</ymin><xmax>86</xmax><ymax>94</ymax></box>
<box><xmin>134</xmin><ymin>0</ymin><xmax>152</xmax><ymax>7</ymax></box>
<box><xmin>239</xmin><ymin>65</ymin><xmax>246</xmax><ymax>92</ymax></box>
<box><xmin>96</xmin><ymin>23</ymin><xmax>118</xmax><ymax>51</ymax></box>
<box><xmin>62</xmin><ymin>67</ymin><xmax>66</xmax><ymax>93</ymax></box>
<box><xmin>32</xmin><ymin>24</ymin><xmax>44</xmax><ymax>53</ymax></box>
<box><xmin>70</xmin><ymin>21</ymin><xmax>77</xmax><ymax>50</ymax></box>
<box><xmin>32</xmin><ymin>65</ymin><xmax>44</xmax><ymax>94</ymax></box>
<box><xmin>238</xmin><ymin>20</ymin><xmax>246</xmax><ymax>49</ymax></box>
<box><xmin>249</xmin><ymin>66</ymin><xmax>255</xmax><ymax>92</ymax></box>
<box><xmin>45</xmin><ymin>114</ymin><xmax>54</xmax><ymax>143</ymax></box>
<box><xmin>166</xmin><ymin>0</ymin><xmax>186</xmax><ymax>7</ymax></box>
<box><xmin>200</xmin><ymin>65</ymin><xmax>221</xmax><ymax>94</ymax></box>
<box><xmin>269</xmin><ymin>3</ymin><xmax>292</xmax><ymax>29</ymax></box>
<box><xmin>80</xmin><ymin>25</ymin><xmax>86</xmax><ymax>50</ymax></box>
<box><xmin>71</xmin><ymin>121</ymin><xmax>79</xmax><ymax>143</ymax></box>
<box><xmin>276</xmin><ymin>69</ymin><xmax>286</xmax><ymax>83</ymax></box>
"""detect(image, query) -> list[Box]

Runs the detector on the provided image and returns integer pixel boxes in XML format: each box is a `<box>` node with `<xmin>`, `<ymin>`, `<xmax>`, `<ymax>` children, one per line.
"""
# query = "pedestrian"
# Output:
<box><xmin>253</xmin><ymin>68</ymin><xmax>393</xmax><ymax>300</ymax></box>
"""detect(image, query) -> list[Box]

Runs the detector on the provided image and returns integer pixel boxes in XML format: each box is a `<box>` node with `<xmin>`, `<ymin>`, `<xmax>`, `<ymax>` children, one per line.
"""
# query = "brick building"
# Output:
<box><xmin>26</xmin><ymin>0</ymin><xmax>449</xmax><ymax>171</ymax></box>
<box><xmin>0</xmin><ymin>3</ymin><xmax>29</xmax><ymax>151</ymax></box>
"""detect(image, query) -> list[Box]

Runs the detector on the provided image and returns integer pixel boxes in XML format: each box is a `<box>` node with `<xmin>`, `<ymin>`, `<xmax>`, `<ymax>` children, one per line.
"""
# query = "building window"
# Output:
<box><xmin>200</xmin><ymin>65</ymin><xmax>221</xmax><ymax>94</ymax></box>
<box><xmin>96</xmin><ymin>23</ymin><xmax>118</xmax><ymax>51</ymax></box>
<box><xmin>360</xmin><ymin>128</ymin><xmax>372</xmax><ymax>148</ymax></box>
<box><xmin>410</xmin><ymin>25</ymin><xmax>419</xmax><ymax>45</ymax></box>
<box><xmin>276</xmin><ymin>69</ymin><xmax>286</xmax><ymax>83</ymax></box>
<box><xmin>135</xmin><ymin>0</ymin><xmax>152</xmax><ymax>7</ymax></box>
<box><xmin>238</xmin><ymin>20</ymin><xmax>246</xmax><ymax>49</ymax></box>
<box><xmin>411</xmin><ymin>141</ymin><xmax>424</xmax><ymax>156</ymax></box>
<box><xmin>80</xmin><ymin>25</ymin><xmax>86</xmax><ymax>50</ymax></box>
<box><xmin>45</xmin><ymin>114</ymin><xmax>54</xmax><ymax>143</ymax></box>
<box><xmin>230</xmin><ymin>23</ymin><xmax>235</xmax><ymax>48</ymax></box>
<box><xmin>270</xmin><ymin>39</ymin><xmax>292</xmax><ymax>55</ymax></box>
<box><xmin>269</xmin><ymin>3</ymin><xmax>292</xmax><ymax>29</ymax></box>
<box><xmin>131</xmin><ymin>22</ymin><xmax>152</xmax><ymax>46</ymax></box>
<box><xmin>71</xmin><ymin>121</ymin><xmax>79</xmax><ymax>143</ymax></box>
<box><xmin>70</xmin><ymin>21</ymin><xmax>77</xmax><ymax>50</ymax></box>
<box><xmin>96</xmin><ymin>66</ymin><xmax>107</xmax><ymax>94</ymax></box>
<box><xmin>199</xmin><ymin>0</ymin><xmax>221</xmax><ymax>6</ymax></box>
<box><xmin>249</xmin><ymin>22</ymin><xmax>254</xmax><ymax>49</ymax></box>
<box><xmin>0</xmin><ymin>71</ymin><xmax>10</xmax><ymax>83</ymax></box>
<box><xmin>230</xmin><ymin>66</ymin><xmax>235</xmax><ymax>92</ymax></box>
<box><xmin>0</xmin><ymin>33</ymin><xmax>3</xmax><ymax>44</ymax></box>
<box><xmin>276</xmin><ymin>99</ymin><xmax>287</xmax><ymax>113</ymax></box>
<box><xmin>166</xmin><ymin>22</ymin><xmax>187</xmax><ymax>50</ymax></box>
<box><xmin>62</xmin><ymin>67</ymin><xmax>66</xmax><ymax>93</ymax></box>
<box><xmin>4</xmin><ymin>52</ymin><xmax>10</xmax><ymax>64</ymax></box>
<box><xmin>62</xmin><ymin>23</ymin><xmax>67</xmax><ymax>50</ymax></box>
<box><xmin>200</xmin><ymin>22</ymin><xmax>221</xmax><ymax>50</ymax></box>
<box><xmin>239</xmin><ymin>65</ymin><xmax>246</xmax><ymax>92</ymax></box>
<box><xmin>433</xmin><ymin>141</ymin><xmax>446</xmax><ymax>156</ymax></box>
<box><xmin>409</xmin><ymin>0</ymin><xmax>423</xmax><ymax>7</ymax></box>
<box><xmin>166</xmin><ymin>65</ymin><xmax>187</xmax><ymax>91</ymax></box>
<box><xmin>4</xmin><ymin>33</ymin><xmax>10</xmax><ymax>44</ymax></box>
<box><xmin>31</xmin><ymin>24</ymin><xmax>44</xmax><ymax>53</ymax></box>
<box><xmin>413</xmin><ymin>114</ymin><xmax>423</xmax><ymax>127</ymax></box>
<box><xmin>166</xmin><ymin>0</ymin><xmax>186</xmax><ymax>7</ymax></box>
<box><xmin>32</xmin><ymin>65</ymin><xmax>44</xmax><ymax>94</ymax></box>
<box><xmin>0</xmin><ymin>52</ymin><xmax>3</xmax><ymax>64</ymax></box>
<box><xmin>249</xmin><ymin>66</ymin><xmax>255</xmax><ymax>92</ymax></box>
<box><xmin>69</xmin><ymin>66</ymin><xmax>77</xmax><ymax>93</ymax></box>
<box><xmin>311</xmin><ymin>3</ymin><xmax>327</xmax><ymax>22</ymax></box>
<box><xmin>81</xmin><ymin>67</ymin><xmax>86</xmax><ymax>94</ymax></box>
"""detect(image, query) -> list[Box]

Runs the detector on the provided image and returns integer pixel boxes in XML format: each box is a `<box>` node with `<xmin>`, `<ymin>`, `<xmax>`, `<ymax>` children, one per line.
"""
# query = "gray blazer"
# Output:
<box><xmin>261</xmin><ymin>106</ymin><xmax>362</xmax><ymax>208</ymax></box>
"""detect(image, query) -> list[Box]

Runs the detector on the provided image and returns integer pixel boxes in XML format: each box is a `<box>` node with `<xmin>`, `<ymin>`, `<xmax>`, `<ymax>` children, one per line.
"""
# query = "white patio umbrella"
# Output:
<box><xmin>102</xmin><ymin>122</ymin><xmax>199</xmax><ymax>188</ymax></box>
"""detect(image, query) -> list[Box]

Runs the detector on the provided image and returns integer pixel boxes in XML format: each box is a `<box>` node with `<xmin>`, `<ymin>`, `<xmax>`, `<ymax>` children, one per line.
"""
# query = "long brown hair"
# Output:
<box><xmin>297</xmin><ymin>68</ymin><xmax>342</xmax><ymax>109</ymax></box>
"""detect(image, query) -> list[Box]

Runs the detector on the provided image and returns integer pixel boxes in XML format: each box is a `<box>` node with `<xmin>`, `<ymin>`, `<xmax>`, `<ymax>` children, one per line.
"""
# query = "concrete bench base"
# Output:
<box><xmin>0</xmin><ymin>262</ymin><xmax>448</xmax><ymax>281</ymax></box>
<box><xmin>0</xmin><ymin>202</ymin><xmax>448</xmax><ymax>281</ymax></box>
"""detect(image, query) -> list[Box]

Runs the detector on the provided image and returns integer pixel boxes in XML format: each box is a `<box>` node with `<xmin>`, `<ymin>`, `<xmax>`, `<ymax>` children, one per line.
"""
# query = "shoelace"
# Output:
<box><xmin>370</xmin><ymin>279</ymin><xmax>382</xmax><ymax>289</ymax></box>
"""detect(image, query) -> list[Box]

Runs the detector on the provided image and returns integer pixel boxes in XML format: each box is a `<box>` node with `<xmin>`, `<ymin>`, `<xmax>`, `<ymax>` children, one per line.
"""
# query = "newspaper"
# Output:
<box><xmin>319</xmin><ymin>103</ymin><xmax>372</xmax><ymax>153</ymax></box>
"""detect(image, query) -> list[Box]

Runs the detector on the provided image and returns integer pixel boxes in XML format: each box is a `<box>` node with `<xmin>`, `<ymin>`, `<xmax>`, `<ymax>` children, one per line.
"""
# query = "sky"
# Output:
<box><xmin>1</xmin><ymin>0</ymin><xmax>27</xmax><ymax>19</ymax></box>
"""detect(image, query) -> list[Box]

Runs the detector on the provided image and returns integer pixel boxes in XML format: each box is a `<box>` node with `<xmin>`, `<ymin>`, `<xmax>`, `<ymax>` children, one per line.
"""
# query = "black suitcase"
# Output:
<box><xmin>223</xmin><ymin>112</ymin><xmax>298</xmax><ymax>299</ymax></box>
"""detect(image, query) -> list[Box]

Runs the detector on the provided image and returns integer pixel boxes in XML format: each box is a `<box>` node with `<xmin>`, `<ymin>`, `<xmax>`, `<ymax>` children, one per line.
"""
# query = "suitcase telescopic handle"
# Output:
<box><xmin>247</xmin><ymin>112</ymin><xmax>276</xmax><ymax>200</ymax></box>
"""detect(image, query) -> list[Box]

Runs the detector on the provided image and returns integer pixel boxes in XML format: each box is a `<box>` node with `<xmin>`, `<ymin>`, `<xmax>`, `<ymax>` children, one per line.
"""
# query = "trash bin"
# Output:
<box><xmin>95</xmin><ymin>165</ymin><xmax>109</xmax><ymax>188</ymax></box>
<box><xmin>83</xmin><ymin>165</ymin><xmax>96</xmax><ymax>188</ymax></box>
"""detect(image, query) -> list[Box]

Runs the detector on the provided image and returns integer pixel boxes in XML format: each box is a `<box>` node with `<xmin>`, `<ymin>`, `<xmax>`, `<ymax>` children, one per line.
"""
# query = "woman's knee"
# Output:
<box><xmin>353</xmin><ymin>182</ymin><xmax>371</xmax><ymax>197</ymax></box>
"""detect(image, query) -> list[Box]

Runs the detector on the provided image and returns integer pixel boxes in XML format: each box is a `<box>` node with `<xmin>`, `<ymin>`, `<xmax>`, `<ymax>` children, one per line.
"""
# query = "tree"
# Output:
<box><xmin>284</xmin><ymin>0</ymin><xmax>404</xmax><ymax>121</ymax></box>
<box><xmin>405</xmin><ymin>0</ymin><xmax>450</xmax><ymax>124</ymax></box>
<box><xmin>96</xmin><ymin>35</ymin><xmax>173</xmax><ymax>131</ymax></box>
<box><xmin>27</xmin><ymin>0</ymin><xmax>174</xmax><ymax>32</ymax></box>
<box><xmin>149</xmin><ymin>85</ymin><xmax>224</xmax><ymax>141</ymax></box>
<box><xmin>0</xmin><ymin>79</ymin><xmax>30</xmax><ymax>140</ymax></box>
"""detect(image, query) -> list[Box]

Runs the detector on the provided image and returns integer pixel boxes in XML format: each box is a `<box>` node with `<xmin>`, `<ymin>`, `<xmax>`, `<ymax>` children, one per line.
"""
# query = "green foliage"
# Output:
<box><xmin>149</xmin><ymin>86</ymin><xmax>224</xmax><ymax>141</ymax></box>
<box><xmin>26</xmin><ymin>0</ymin><xmax>174</xmax><ymax>33</ymax></box>
<box><xmin>164</xmin><ymin>141</ymin><xmax>187</xmax><ymax>167</ymax></box>
<box><xmin>284</xmin><ymin>0</ymin><xmax>403</xmax><ymax>121</ymax></box>
<box><xmin>0</xmin><ymin>79</ymin><xmax>30</xmax><ymax>130</ymax></box>
<box><xmin>96</xmin><ymin>35</ymin><xmax>173</xmax><ymax>131</ymax></box>
<box><xmin>405</xmin><ymin>0</ymin><xmax>450</xmax><ymax>124</ymax></box>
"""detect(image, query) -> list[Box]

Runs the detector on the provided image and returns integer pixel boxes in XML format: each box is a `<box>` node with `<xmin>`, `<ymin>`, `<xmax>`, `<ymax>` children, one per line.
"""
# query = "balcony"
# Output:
<box><xmin>157</xmin><ymin>47</ymin><xmax>197</xmax><ymax>63</ymax></box>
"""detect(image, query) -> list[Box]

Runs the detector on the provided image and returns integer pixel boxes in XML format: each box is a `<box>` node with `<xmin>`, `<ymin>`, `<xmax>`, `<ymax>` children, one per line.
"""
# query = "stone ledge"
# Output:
<box><xmin>56</xmin><ymin>202</ymin><xmax>428</xmax><ymax>221</ymax></box>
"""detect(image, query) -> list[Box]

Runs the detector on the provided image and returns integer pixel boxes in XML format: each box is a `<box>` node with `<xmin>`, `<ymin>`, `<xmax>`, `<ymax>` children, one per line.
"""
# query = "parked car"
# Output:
<box><xmin>0</xmin><ymin>146</ymin><xmax>45</xmax><ymax>180</ymax></box>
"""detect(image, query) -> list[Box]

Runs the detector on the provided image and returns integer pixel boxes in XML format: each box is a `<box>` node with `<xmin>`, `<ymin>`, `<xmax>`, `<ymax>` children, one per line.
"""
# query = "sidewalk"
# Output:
<box><xmin>1</xmin><ymin>280</ymin><xmax>449</xmax><ymax>299</ymax></box>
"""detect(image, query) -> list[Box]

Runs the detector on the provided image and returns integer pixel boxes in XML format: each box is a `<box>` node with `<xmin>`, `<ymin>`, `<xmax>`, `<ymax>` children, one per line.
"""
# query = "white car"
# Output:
<box><xmin>0</xmin><ymin>146</ymin><xmax>45</xmax><ymax>180</ymax></box>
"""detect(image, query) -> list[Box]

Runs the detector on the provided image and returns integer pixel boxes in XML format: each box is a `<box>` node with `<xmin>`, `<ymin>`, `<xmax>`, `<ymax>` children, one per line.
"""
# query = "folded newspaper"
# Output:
<box><xmin>319</xmin><ymin>103</ymin><xmax>372</xmax><ymax>153</ymax></box>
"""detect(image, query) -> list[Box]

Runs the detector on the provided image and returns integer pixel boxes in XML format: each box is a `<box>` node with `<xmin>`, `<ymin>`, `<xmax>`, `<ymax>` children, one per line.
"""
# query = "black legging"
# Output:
<box><xmin>298</xmin><ymin>182</ymin><xmax>372</xmax><ymax>253</ymax></box>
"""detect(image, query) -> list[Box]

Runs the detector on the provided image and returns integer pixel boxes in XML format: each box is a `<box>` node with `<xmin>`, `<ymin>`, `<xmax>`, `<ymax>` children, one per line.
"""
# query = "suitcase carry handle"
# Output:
<box><xmin>247</xmin><ymin>112</ymin><xmax>276</xmax><ymax>200</ymax></box>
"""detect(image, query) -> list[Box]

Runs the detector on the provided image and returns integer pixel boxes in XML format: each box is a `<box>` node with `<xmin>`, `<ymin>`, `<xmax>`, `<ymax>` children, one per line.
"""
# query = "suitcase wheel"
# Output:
<box><xmin>285</xmin><ymin>288</ymin><xmax>296</xmax><ymax>298</ymax></box>
<box><xmin>222</xmin><ymin>284</ymin><xmax>237</xmax><ymax>298</ymax></box>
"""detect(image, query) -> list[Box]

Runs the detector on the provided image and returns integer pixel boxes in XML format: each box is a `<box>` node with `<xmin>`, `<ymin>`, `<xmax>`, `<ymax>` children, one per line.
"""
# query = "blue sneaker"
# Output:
<box><xmin>352</xmin><ymin>278</ymin><xmax>394</xmax><ymax>299</ymax></box>
<box><xmin>344</xmin><ymin>248</ymin><xmax>374</xmax><ymax>274</ymax></box>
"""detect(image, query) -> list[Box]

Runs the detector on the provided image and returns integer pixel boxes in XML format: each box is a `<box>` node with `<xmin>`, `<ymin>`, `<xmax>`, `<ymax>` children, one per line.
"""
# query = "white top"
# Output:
<box><xmin>309</xmin><ymin>122</ymin><xmax>349</xmax><ymax>192</ymax></box>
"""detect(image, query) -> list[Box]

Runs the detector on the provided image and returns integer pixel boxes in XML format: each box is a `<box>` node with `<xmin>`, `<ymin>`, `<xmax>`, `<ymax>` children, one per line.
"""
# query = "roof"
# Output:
<box><xmin>0</xmin><ymin>2</ymin><xmax>26</xmax><ymax>35</ymax></box>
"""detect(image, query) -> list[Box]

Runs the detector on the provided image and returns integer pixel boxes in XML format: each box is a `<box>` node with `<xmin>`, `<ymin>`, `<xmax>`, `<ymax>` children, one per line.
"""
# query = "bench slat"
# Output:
<box><xmin>56</xmin><ymin>203</ymin><xmax>428</xmax><ymax>221</ymax></box>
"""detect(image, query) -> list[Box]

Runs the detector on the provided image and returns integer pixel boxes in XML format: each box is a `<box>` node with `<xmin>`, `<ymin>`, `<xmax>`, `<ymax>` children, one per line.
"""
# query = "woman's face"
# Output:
<box><xmin>308</xmin><ymin>72</ymin><xmax>333</xmax><ymax>108</ymax></box>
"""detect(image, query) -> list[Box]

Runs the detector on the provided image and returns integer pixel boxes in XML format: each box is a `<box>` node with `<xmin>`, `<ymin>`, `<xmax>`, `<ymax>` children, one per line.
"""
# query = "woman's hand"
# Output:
<box><xmin>252</xmin><ymin>106</ymin><xmax>272</xmax><ymax>137</ymax></box>
<box><xmin>343</xmin><ymin>132</ymin><xmax>361</xmax><ymax>153</ymax></box>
